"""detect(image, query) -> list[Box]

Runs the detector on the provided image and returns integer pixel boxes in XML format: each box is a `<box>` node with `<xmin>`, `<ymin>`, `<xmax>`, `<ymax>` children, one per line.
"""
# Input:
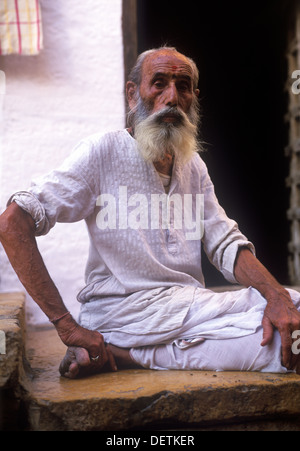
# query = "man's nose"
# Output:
<box><xmin>165</xmin><ymin>83</ymin><xmax>178</xmax><ymax>107</ymax></box>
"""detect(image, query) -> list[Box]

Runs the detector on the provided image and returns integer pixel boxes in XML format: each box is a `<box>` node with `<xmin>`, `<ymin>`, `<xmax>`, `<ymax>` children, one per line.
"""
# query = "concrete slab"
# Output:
<box><xmin>24</xmin><ymin>327</ymin><xmax>300</xmax><ymax>431</ymax></box>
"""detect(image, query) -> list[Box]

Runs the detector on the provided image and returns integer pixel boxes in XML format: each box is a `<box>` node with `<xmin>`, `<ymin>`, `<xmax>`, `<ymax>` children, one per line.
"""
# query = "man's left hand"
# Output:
<box><xmin>261</xmin><ymin>288</ymin><xmax>300</xmax><ymax>370</ymax></box>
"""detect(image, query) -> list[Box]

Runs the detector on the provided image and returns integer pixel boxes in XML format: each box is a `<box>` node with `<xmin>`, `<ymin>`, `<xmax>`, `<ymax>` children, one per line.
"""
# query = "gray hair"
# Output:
<box><xmin>128</xmin><ymin>46</ymin><xmax>199</xmax><ymax>91</ymax></box>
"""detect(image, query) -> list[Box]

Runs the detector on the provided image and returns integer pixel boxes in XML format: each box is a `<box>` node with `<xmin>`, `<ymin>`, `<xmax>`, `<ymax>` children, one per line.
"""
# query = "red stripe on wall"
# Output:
<box><xmin>35</xmin><ymin>0</ymin><xmax>40</xmax><ymax>51</ymax></box>
<box><xmin>14</xmin><ymin>0</ymin><xmax>22</xmax><ymax>54</ymax></box>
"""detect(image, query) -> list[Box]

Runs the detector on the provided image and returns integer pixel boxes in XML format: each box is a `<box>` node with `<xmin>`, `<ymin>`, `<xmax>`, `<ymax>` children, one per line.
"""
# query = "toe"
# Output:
<box><xmin>59</xmin><ymin>347</ymin><xmax>91</xmax><ymax>377</ymax></box>
<box><xmin>63</xmin><ymin>362</ymin><xmax>80</xmax><ymax>379</ymax></box>
<box><xmin>73</xmin><ymin>347</ymin><xmax>91</xmax><ymax>367</ymax></box>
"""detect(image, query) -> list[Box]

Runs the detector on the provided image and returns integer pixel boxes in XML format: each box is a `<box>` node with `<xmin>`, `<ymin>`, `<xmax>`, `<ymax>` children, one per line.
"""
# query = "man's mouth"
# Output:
<box><xmin>162</xmin><ymin>114</ymin><xmax>178</xmax><ymax>123</ymax></box>
<box><xmin>157</xmin><ymin>108</ymin><xmax>184</xmax><ymax>125</ymax></box>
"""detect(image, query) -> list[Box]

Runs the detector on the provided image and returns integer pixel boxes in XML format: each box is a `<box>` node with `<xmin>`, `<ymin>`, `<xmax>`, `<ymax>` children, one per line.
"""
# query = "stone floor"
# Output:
<box><xmin>2</xmin><ymin>290</ymin><xmax>300</xmax><ymax>431</ymax></box>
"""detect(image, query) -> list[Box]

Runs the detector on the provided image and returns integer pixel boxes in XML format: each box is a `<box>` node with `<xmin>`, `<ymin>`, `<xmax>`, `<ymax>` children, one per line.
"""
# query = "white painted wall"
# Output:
<box><xmin>0</xmin><ymin>0</ymin><xmax>125</xmax><ymax>325</ymax></box>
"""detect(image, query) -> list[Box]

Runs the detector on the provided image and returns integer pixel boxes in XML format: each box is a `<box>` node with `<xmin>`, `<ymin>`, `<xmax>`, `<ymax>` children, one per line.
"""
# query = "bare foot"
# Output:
<box><xmin>59</xmin><ymin>347</ymin><xmax>101</xmax><ymax>379</ymax></box>
<box><xmin>59</xmin><ymin>345</ymin><xmax>141</xmax><ymax>379</ymax></box>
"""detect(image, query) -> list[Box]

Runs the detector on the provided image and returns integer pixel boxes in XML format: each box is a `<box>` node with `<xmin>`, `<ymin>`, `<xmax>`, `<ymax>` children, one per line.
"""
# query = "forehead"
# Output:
<box><xmin>142</xmin><ymin>51</ymin><xmax>193</xmax><ymax>81</ymax></box>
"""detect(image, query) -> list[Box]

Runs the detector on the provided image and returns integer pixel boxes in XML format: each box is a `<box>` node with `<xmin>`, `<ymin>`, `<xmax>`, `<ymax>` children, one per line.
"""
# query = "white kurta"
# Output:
<box><xmin>9</xmin><ymin>129</ymin><xmax>273</xmax><ymax>352</ymax></box>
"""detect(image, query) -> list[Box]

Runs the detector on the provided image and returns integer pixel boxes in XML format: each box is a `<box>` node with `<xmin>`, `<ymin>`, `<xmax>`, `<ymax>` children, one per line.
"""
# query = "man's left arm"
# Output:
<box><xmin>234</xmin><ymin>247</ymin><xmax>300</xmax><ymax>371</ymax></box>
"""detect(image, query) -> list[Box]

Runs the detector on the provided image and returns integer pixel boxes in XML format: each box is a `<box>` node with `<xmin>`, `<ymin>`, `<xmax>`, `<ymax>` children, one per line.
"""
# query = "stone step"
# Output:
<box><xmin>24</xmin><ymin>327</ymin><xmax>300</xmax><ymax>431</ymax></box>
<box><xmin>0</xmin><ymin>292</ymin><xmax>26</xmax><ymax>385</ymax></box>
<box><xmin>0</xmin><ymin>292</ymin><xmax>26</xmax><ymax>430</ymax></box>
<box><xmin>2</xmin><ymin>289</ymin><xmax>300</xmax><ymax>431</ymax></box>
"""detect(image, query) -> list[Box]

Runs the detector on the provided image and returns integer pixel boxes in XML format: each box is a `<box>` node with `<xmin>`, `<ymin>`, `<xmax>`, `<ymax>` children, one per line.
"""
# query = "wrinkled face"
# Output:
<box><xmin>127</xmin><ymin>50</ymin><xmax>199</xmax><ymax>122</ymax></box>
<box><xmin>126</xmin><ymin>50</ymin><xmax>201</xmax><ymax>164</ymax></box>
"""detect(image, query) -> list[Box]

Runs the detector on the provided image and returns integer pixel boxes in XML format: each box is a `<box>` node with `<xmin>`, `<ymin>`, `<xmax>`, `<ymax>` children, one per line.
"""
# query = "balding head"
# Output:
<box><xmin>128</xmin><ymin>47</ymin><xmax>199</xmax><ymax>91</ymax></box>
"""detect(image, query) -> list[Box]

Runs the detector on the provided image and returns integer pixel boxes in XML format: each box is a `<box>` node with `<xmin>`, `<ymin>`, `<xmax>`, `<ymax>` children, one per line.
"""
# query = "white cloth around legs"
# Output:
<box><xmin>129</xmin><ymin>327</ymin><xmax>287</xmax><ymax>373</ymax></box>
<box><xmin>129</xmin><ymin>287</ymin><xmax>300</xmax><ymax>373</ymax></box>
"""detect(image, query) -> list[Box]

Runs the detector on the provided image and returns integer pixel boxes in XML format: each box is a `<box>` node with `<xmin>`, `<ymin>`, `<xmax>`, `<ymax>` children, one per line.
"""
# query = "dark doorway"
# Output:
<box><xmin>137</xmin><ymin>0</ymin><xmax>290</xmax><ymax>287</ymax></box>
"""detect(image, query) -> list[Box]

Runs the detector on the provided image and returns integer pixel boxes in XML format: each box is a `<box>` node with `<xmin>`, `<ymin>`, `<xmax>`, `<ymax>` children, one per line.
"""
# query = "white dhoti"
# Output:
<box><xmin>129</xmin><ymin>324</ymin><xmax>287</xmax><ymax>373</ymax></box>
<box><xmin>79</xmin><ymin>285</ymin><xmax>300</xmax><ymax>373</ymax></box>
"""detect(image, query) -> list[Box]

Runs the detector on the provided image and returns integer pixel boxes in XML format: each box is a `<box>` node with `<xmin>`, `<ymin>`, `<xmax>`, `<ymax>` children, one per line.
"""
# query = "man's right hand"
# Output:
<box><xmin>55</xmin><ymin>314</ymin><xmax>117</xmax><ymax>374</ymax></box>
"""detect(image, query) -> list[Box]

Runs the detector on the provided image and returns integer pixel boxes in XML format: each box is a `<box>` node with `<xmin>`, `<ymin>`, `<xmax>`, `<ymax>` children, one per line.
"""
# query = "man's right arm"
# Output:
<box><xmin>0</xmin><ymin>202</ymin><xmax>116</xmax><ymax>370</ymax></box>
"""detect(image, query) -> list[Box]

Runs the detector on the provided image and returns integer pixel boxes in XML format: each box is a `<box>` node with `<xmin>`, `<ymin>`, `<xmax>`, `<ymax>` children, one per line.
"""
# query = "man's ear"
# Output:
<box><xmin>126</xmin><ymin>81</ymin><xmax>138</xmax><ymax>109</ymax></box>
<box><xmin>195</xmin><ymin>88</ymin><xmax>200</xmax><ymax>98</ymax></box>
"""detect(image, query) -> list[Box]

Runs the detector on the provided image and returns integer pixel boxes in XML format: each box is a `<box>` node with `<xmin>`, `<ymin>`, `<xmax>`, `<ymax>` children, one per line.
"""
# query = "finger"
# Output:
<box><xmin>261</xmin><ymin>316</ymin><xmax>274</xmax><ymax>346</ymax></box>
<box><xmin>280</xmin><ymin>332</ymin><xmax>293</xmax><ymax>369</ymax></box>
<box><xmin>88</xmin><ymin>331</ymin><xmax>106</xmax><ymax>361</ymax></box>
<box><xmin>106</xmin><ymin>345</ymin><xmax>118</xmax><ymax>372</ymax></box>
<box><xmin>98</xmin><ymin>340</ymin><xmax>109</xmax><ymax>368</ymax></box>
<box><xmin>89</xmin><ymin>340</ymin><xmax>107</xmax><ymax>369</ymax></box>
<box><xmin>280</xmin><ymin>318</ymin><xmax>300</xmax><ymax>370</ymax></box>
<box><xmin>290</xmin><ymin>330</ymin><xmax>300</xmax><ymax>370</ymax></box>
<box><xmin>89</xmin><ymin>341</ymin><xmax>117</xmax><ymax>372</ymax></box>
<box><xmin>289</xmin><ymin>352</ymin><xmax>299</xmax><ymax>371</ymax></box>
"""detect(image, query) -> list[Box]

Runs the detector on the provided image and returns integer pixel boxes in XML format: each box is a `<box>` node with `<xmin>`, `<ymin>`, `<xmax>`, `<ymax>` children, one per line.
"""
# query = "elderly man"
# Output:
<box><xmin>1</xmin><ymin>46</ymin><xmax>300</xmax><ymax>378</ymax></box>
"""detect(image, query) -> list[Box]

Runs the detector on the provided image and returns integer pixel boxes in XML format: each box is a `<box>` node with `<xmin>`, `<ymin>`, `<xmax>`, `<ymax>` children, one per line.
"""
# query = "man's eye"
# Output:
<box><xmin>154</xmin><ymin>80</ymin><xmax>165</xmax><ymax>89</ymax></box>
<box><xmin>177</xmin><ymin>82</ymin><xmax>190</xmax><ymax>92</ymax></box>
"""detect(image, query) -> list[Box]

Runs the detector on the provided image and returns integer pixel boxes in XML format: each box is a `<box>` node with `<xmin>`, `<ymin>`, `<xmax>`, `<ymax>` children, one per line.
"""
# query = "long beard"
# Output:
<box><xmin>129</xmin><ymin>97</ymin><xmax>201</xmax><ymax>165</ymax></box>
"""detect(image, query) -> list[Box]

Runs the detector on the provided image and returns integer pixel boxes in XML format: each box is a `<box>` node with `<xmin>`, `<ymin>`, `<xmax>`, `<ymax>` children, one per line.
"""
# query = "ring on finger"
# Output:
<box><xmin>90</xmin><ymin>355</ymin><xmax>100</xmax><ymax>362</ymax></box>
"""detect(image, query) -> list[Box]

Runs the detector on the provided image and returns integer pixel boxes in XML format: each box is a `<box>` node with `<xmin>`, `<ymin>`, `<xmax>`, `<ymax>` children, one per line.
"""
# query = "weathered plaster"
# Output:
<box><xmin>0</xmin><ymin>0</ymin><xmax>125</xmax><ymax>324</ymax></box>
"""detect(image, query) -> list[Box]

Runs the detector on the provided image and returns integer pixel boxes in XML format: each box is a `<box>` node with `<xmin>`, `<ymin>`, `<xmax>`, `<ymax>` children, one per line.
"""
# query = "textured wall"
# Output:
<box><xmin>0</xmin><ymin>0</ymin><xmax>125</xmax><ymax>324</ymax></box>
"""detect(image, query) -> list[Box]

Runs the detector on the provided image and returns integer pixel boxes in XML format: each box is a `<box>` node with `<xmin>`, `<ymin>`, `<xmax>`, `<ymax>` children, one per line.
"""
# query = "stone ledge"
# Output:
<box><xmin>2</xmin><ymin>289</ymin><xmax>300</xmax><ymax>431</ymax></box>
<box><xmin>0</xmin><ymin>292</ymin><xmax>27</xmax><ymax>430</ymax></box>
<box><xmin>24</xmin><ymin>327</ymin><xmax>300</xmax><ymax>431</ymax></box>
<box><xmin>0</xmin><ymin>292</ymin><xmax>26</xmax><ymax>390</ymax></box>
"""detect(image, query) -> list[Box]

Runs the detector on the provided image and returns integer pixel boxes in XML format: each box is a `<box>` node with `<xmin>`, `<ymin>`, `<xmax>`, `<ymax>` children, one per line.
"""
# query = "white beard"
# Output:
<box><xmin>132</xmin><ymin>101</ymin><xmax>200</xmax><ymax>165</ymax></box>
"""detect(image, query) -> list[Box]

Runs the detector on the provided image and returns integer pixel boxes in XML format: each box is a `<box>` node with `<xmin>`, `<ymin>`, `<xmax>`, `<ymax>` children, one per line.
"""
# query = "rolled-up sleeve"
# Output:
<box><xmin>7</xmin><ymin>139</ymin><xmax>100</xmax><ymax>236</ymax></box>
<box><xmin>201</xmin><ymin>163</ymin><xmax>255</xmax><ymax>284</ymax></box>
<box><xmin>7</xmin><ymin>191</ymin><xmax>47</xmax><ymax>236</ymax></box>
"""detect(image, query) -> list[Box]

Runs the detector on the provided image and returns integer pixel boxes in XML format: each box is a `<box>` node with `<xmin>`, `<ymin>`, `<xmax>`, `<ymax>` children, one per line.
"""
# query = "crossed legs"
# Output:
<box><xmin>59</xmin><ymin>287</ymin><xmax>300</xmax><ymax>378</ymax></box>
<box><xmin>59</xmin><ymin>327</ymin><xmax>297</xmax><ymax>378</ymax></box>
